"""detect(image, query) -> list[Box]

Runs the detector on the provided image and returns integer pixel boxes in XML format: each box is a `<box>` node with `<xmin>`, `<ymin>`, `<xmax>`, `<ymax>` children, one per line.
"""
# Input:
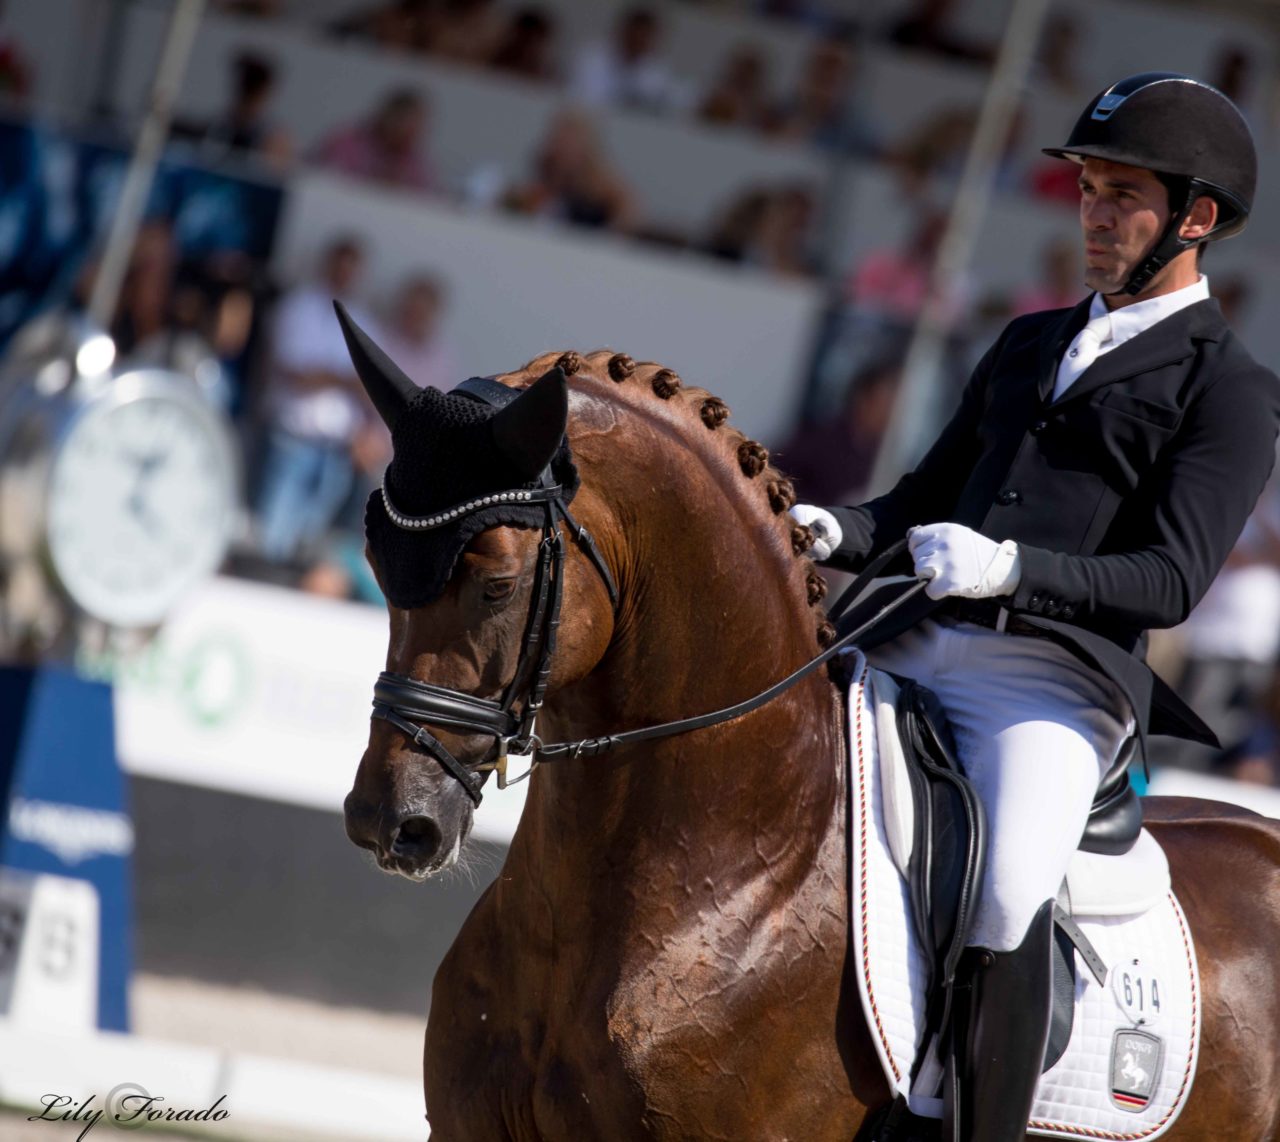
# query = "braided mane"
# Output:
<box><xmin>495</xmin><ymin>349</ymin><xmax>835</xmax><ymax>649</ymax></box>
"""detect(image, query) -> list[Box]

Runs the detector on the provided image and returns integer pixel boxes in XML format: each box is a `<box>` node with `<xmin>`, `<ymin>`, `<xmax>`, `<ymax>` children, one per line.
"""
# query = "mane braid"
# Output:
<box><xmin>497</xmin><ymin>350</ymin><xmax>832</xmax><ymax>648</ymax></box>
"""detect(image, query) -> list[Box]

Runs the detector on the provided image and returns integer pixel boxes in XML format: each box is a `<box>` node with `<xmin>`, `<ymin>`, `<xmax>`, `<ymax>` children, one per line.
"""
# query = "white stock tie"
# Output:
<box><xmin>1053</xmin><ymin>313</ymin><xmax>1112</xmax><ymax>401</ymax></box>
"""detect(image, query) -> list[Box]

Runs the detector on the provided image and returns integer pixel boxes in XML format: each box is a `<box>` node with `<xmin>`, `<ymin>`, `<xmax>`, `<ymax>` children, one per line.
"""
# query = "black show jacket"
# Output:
<box><xmin>826</xmin><ymin>296</ymin><xmax>1280</xmax><ymax>749</ymax></box>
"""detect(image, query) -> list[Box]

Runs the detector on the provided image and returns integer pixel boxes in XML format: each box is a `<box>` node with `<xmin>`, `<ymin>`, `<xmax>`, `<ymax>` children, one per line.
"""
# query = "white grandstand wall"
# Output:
<box><xmin>272</xmin><ymin>170</ymin><xmax>824</xmax><ymax>442</ymax></box>
<box><xmin>110</xmin><ymin>5</ymin><xmax>833</xmax><ymax>241</ymax></box>
<box><xmin>108</xmin><ymin>0</ymin><xmax>1280</xmax><ymax>247</ymax></box>
<box><xmin>44</xmin><ymin>0</ymin><xmax>1280</xmax><ymax>381</ymax></box>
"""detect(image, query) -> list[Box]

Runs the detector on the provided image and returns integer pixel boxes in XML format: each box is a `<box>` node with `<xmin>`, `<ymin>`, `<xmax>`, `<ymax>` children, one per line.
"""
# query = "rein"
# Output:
<box><xmin>370</xmin><ymin>381</ymin><xmax>921</xmax><ymax>804</ymax></box>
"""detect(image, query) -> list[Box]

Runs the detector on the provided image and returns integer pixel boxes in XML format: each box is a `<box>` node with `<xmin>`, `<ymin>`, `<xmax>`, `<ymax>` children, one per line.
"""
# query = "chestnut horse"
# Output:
<box><xmin>343</xmin><ymin>347</ymin><xmax>1280</xmax><ymax>1140</ymax></box>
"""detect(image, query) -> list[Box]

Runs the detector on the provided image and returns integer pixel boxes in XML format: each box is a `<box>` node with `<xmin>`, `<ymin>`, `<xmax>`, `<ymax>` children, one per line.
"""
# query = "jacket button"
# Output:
<box><xmin>1029</xmin><ymin>593</ymin><xmax>1043</xmax><ymax>608</ymax></box>
<box><xmin>1062</xmin><ymin>604</ymin><xmax>1076</xmax><ymax>619</ymax></box>
<box><xmin>997</xmin><ymin>489</ymin><xmax>1022</xmax><ymax>506</ymax></box>
<box><xmin>1030</xmin><ymin>420</ymin><xmax>1048</xmax><ymax>435</ymax></box>
<box><xmin>1044</xmin><ymin>599</ymin><xmax>1061</xmax><ymax>616</ymax></box>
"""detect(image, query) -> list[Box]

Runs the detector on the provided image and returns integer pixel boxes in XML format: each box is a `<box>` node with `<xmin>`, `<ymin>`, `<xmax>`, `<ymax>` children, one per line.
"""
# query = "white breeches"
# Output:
<box><xmin>865</xmin><ymin>616</ymin><xmax>1135</xmax><ymax>953</ymax></box>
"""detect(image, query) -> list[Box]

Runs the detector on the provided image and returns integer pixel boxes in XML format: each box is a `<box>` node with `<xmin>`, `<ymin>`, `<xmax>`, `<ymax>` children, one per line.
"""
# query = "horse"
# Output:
<box><xmin>339</xmin><ymin>336</ymin><xmax>1280</xmax><ymax>1140</ymax></box>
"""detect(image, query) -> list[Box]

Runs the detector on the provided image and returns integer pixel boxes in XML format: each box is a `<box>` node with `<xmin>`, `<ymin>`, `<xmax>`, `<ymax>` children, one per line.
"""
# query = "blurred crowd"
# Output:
<box><xmin>3</xmin><ymin>0</ymin><xmax>1280</xmax><ymax>789</ymax></box>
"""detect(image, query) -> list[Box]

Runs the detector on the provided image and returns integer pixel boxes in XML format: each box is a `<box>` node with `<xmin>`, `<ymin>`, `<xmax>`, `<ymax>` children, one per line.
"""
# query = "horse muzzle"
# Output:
<box><xmin>343</xmin><ymin>792</ymin><xmax>467</xmax><ymax>880</ymax></box>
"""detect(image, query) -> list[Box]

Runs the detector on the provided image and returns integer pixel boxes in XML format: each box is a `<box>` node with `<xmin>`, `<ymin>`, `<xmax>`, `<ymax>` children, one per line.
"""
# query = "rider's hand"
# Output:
<box><xmin>790</xmin><ymin>504</ymin><xmax>843</xmax><ymax>562</ymax></box>
<box><xmin>907</xmin><ymin>523</ymin><xmax>1021</xmax><ymax>601</ymax></box>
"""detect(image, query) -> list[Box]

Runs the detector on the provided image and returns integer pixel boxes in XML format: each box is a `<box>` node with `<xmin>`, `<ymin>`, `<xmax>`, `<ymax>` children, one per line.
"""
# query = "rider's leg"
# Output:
<box><xmin>868</xmin><ymin>617</ymin><xmax>1133</xmax><ymax>1140</ymax></box>
<box><xmin>921</xmin><ymin>618</ymin><xmax>1133</xmax><ymax>1140</ymax></box>
<box><xmin>948</xmin><ymin>899</ymin><xmax>1056</xmax><ymax>1142</ymax></box>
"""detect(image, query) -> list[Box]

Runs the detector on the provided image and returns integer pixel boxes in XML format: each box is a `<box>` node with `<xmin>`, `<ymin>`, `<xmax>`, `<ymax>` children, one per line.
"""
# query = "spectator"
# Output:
<box><xmin>172</xmin><ymin>52</ymin><xmax>293</xmax><ymax>170</ymax></box>
<box><xmin>845</xmin><ymin>207</ymin><xmax>958</xmax><ymax>324</ymax></box>
<box><xmin>570</xmin><ymin>7</ymin><xmax>682</xmax><ymax>114</ymax></box>
<box><xmin>1034</xmin><ymin>12</ymin><xmax>1085</xmax><ymax>100</ymax></box>
<box><xmin>707</xmin><ymin>187</ymin><xmax>771</xmax><ymax>261</ymax></box>
<box><xmin>1211</xmin><ymin>45</ymin><xmax>1253</xmax><ymax>111</ymax></box>
<box><xmin>1160</xmin><ymin>470</ymin><xmax>1280</xmax><ymax>774</ymax></box>
<box><xmin>313</xmin><ymin>88</ymin><xmax>435</xmax><ymax>192</ymax></box>
<box><xmin>1009</xmin><ymin>235</ymin><xmax>1081</xmax><ymax>317</ymax></box>
<box><xmin>376</xmin><ymin>273</ymin><xmax>458</xmax><ymax>392</ymax></box>
<box><xmin>776</xmin><ymin>356</ymin><xmax>901</xmax><ymax>504</ymax></box>
<box><xmin>0</xmin><ymin>0</ymin><xmax>32</xmax><ymax>103</ymax></box>
<box><xmin>698</xmin><ymin>46</ymin><xmax>770</xmax><ymax>129</ymax></box>
<box><xmin>298</xmin><ymin>533</ymin><xmax>386</xmax><ymax>604</ymax></box>
<box><xmin>762</xmin><ymin>33</ymin><xmax>876</xmax><ymax>155</ymax></box>
<box><xmin>1208</xmin><ymin>45</ymin><xmax>1266</xmax><ymax>137</ymax></box>
<box><xmin>892</xmin><ymin>104</ymin><xmax>1023</xmax><ymax>194</ymax></box>
<box><xmin>887</xmin><ymin>0</ymin><xmax>993</xmax><ymax>65</ymax></box>
<box><xmin>432</xmin><ymin>0</ymin><xmax>503</xmax><ymax>65</ymax></box>
<box><xmin>76</xmin><ymin>219</ymin><xmax>178</xmax><ymax>356</ymax></box>
<box><xmin>752</xmin><ymin>183</ymin><xmax>818</xmax><ymax>277</ymax></box>
<box><xmin>215</xmin><ymin>0</ymin><xmax>284</xmax><ymax>15</ymax></box>
<box><xmin>1214</xmin><ymin>717</ymin><xmax>1280</xmax><ymax>787</ymax></box>
<box><xmin>254</xmin><ymin>236</ymin><xmax>374</xmax><ymax>564</ymax></box>
<box><xmin>755</xmin><ymin>0</ymin><xmax>836</xmax><ymax>29</ymax></box>
<box><xmin>706</xmin><ymin>183</ymin><xmax>817</xmax><ymax>277</ymax></box>
<box><xmin>504</xmin><ymin>109</ymin><xmax>638</xmax><ymax>232</ymax></box>
<box><xmin>329</xmin><ymin>0</ymin><xmax>444</xmax><ymax>54</ymax></box>
<box><xmin>489</xmin><ymin>7</ymin><xmax>558</xmax><ymax>83</ymax></box>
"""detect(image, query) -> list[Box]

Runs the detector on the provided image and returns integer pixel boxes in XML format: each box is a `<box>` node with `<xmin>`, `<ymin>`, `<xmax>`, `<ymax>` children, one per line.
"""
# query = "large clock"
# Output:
<box><xmin>0</xmin><ymin>337</ymin><xmax>239</xmax><ymax>638</ymax></box>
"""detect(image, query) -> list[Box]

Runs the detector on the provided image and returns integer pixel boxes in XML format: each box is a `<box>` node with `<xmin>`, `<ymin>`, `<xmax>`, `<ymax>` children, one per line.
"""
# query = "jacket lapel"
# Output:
<box><xmin>1037</xmin><ymin>298</ymin><xmax>1092</xmax><ymax>401</ymax></box>
<box><xmin>1047</xmin><ymin>297</ymin><xmax>1226</xmax><ymax>409</ymax></box>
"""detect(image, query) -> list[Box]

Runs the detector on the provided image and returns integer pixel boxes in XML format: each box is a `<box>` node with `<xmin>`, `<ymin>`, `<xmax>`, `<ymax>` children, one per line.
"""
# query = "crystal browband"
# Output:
<box><xmin>380</xmin><ymin>480</ymin><xmax>563</xmax><ymax>531</ymax></box>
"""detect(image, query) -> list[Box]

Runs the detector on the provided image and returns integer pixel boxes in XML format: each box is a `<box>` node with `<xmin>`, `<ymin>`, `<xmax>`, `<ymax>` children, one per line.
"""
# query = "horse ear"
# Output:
<box><xmin>333</xmin><ymin>300</ymin><xmax>419</xmax><ymax>431</ymax></box>
<box><xmin>490</xmin><ymin>366</ymin><xmax>568</xmax><ymax>481</ymax></box>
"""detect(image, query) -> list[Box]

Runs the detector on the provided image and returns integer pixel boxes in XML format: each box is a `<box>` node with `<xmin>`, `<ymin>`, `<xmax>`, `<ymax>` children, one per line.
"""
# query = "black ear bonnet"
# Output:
<box><xmin>334</xmin><ymin>302</ymin><xmax>579</xmax><ymax>608</ymax></box>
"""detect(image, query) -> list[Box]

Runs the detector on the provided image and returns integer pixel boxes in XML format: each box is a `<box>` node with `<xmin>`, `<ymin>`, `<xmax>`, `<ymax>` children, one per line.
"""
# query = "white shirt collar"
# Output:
<box><xmin>1087</xmin><ymin>274</ymin><xmax>1211</xmax><ymax>350</ymax></box>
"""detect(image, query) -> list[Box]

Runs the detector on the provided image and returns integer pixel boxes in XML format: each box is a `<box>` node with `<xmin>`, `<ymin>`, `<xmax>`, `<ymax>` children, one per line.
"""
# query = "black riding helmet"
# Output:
<box><xmin>1043</xmin><ymin>72</ymin><xmax>1257</xmax><ymax>295</ymax></box>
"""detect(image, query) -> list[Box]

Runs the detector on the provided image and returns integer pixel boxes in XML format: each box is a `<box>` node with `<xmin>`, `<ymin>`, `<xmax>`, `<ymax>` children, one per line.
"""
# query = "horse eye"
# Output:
<box><xmin>483</xmin><ymin>577</ymin><xmax>518</xmax><ymax>603</ymax></box>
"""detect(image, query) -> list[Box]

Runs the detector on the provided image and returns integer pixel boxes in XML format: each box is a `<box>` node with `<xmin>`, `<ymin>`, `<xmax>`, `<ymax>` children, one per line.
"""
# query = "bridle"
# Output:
<box><xmin>370</xmin><ymin>378</ymin><xmax>923</xmax><ymax>805</ymax></box>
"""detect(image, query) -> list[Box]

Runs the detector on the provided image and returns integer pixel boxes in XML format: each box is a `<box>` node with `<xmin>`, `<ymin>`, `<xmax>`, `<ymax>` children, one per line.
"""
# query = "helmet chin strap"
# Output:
<box><xmin>1111</xmin><ymin>179</ymin><xmax>1198</xmax><ymax>297</ymax></box>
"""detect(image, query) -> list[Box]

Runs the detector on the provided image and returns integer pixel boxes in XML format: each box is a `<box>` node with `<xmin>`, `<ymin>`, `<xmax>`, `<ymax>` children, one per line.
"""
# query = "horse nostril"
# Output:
<box><xmin>344</xmin><ymin>796</ymin><xmax>380</xmax><ymax>852</ymax></box>
<box><xmin>392</xmin><ymin>815</ymin><xmax>442</xmax><ymax>861</ymax></box>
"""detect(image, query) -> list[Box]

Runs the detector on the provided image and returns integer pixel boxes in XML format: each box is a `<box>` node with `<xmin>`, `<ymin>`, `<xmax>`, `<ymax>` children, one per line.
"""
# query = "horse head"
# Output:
<box><xmin>336</xmin><ymin>306</ymin><xmax>617</xmax><ymax>878</ymax></box>
<box><xmin>337</xmin><ymin>304</ymin><xmax>835</xmax><ymax>881</ymax></box>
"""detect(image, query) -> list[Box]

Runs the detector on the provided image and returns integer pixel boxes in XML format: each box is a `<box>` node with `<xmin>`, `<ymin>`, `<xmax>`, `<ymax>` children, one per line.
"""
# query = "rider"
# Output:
<box><xmin>793</xmin><ymin>73</ymin><xmax>1280</xmax><ymax>1140</ymax></box>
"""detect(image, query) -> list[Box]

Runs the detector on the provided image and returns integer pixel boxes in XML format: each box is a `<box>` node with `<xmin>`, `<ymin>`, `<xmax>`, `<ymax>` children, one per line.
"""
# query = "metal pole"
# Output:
<box><xmin>866</xmin><ymin>0</ymin><xmax>1052</xmax><ymax>495</ymax></box>
<box><xmin>86</xmin><ymin>0</ymin><xmax>208</xmax><ymax>334</ymax></box>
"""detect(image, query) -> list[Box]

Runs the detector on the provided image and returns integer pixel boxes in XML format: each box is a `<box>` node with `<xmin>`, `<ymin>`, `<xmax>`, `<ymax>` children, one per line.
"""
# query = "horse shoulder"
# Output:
<box><xmin>424</xmin><ymin>878</ymin><xmax>539</xmax><ymax>1140</ymax></box>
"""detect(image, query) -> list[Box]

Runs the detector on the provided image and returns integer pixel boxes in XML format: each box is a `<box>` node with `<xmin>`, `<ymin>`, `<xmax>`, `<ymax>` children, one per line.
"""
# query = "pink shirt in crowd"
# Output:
<box><xmin>314</xmin><ymin>125</ymin><xmax>435</xmax><ymax>192</ymax></box>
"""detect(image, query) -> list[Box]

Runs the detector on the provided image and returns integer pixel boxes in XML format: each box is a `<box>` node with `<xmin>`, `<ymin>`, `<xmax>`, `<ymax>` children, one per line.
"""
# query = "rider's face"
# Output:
<box><xmin>1077</xmin><ymin>158</ymin><xmax>1171</xmax><ymax>296</ymax></box>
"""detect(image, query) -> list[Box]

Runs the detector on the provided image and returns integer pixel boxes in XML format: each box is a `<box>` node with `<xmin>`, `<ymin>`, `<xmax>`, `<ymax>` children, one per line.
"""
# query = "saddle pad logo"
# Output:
<box><xmin>1110</xmin><ymin>1028</ymin><xmax>1164</xmax><ymax>1111</ymax></box>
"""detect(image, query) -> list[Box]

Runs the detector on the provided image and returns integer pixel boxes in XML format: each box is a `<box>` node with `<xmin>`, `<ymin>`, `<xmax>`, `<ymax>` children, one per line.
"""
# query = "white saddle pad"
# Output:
<box><xmin>846</xmin><ymin>652</ymin><xmax>1202</xmax><ymax>1139</ymax></box>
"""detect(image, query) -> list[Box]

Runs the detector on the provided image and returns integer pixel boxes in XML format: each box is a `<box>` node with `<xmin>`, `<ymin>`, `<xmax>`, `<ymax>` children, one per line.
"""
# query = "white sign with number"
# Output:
<box><xmin>1111</xmin><ymin>956</ymin><xmax>1165</xmax><ymax>1027</ymax></box>
<box><xmin>0</xmin><ymin>869</ymin><xmax>99</xmax><ymax>1033</ymax></box>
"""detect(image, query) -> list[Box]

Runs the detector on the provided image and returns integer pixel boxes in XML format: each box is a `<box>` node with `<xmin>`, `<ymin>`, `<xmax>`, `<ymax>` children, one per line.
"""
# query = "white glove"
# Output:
<box><xmin>789</xmin><ymin>504</ymin><xmax>843</xmax><ymax>562</ymax></box>
<box><xmin>908</xmin><ymin>522</ymin><xmax>1021</xmax><ymax>601</ymax></box>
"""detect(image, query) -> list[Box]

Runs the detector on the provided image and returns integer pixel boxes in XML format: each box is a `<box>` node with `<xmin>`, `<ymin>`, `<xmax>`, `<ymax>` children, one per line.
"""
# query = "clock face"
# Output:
<box><xmin>44</xmin><ymin>375</ymin><xmax>237</xmax><ymax>627</ymax></box>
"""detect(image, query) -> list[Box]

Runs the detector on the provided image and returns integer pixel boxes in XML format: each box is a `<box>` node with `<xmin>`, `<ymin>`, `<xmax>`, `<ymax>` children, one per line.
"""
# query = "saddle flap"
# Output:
<box><xmin>895</xmin><ymin>678</ymin><xmax>987</xmax><ymax>990</ymax></box>
<box><xmin>1062</xmin><ymin>828</ymin><xmax>1171</xmax><ymax>917</ymax></box>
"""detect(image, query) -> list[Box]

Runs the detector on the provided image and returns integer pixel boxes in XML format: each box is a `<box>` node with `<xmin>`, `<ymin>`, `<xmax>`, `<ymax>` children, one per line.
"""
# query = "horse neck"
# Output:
<box><xmin>521</xmin><ymin>390</ymin><xmax>844</xmax><ymax>880</ymax></box>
